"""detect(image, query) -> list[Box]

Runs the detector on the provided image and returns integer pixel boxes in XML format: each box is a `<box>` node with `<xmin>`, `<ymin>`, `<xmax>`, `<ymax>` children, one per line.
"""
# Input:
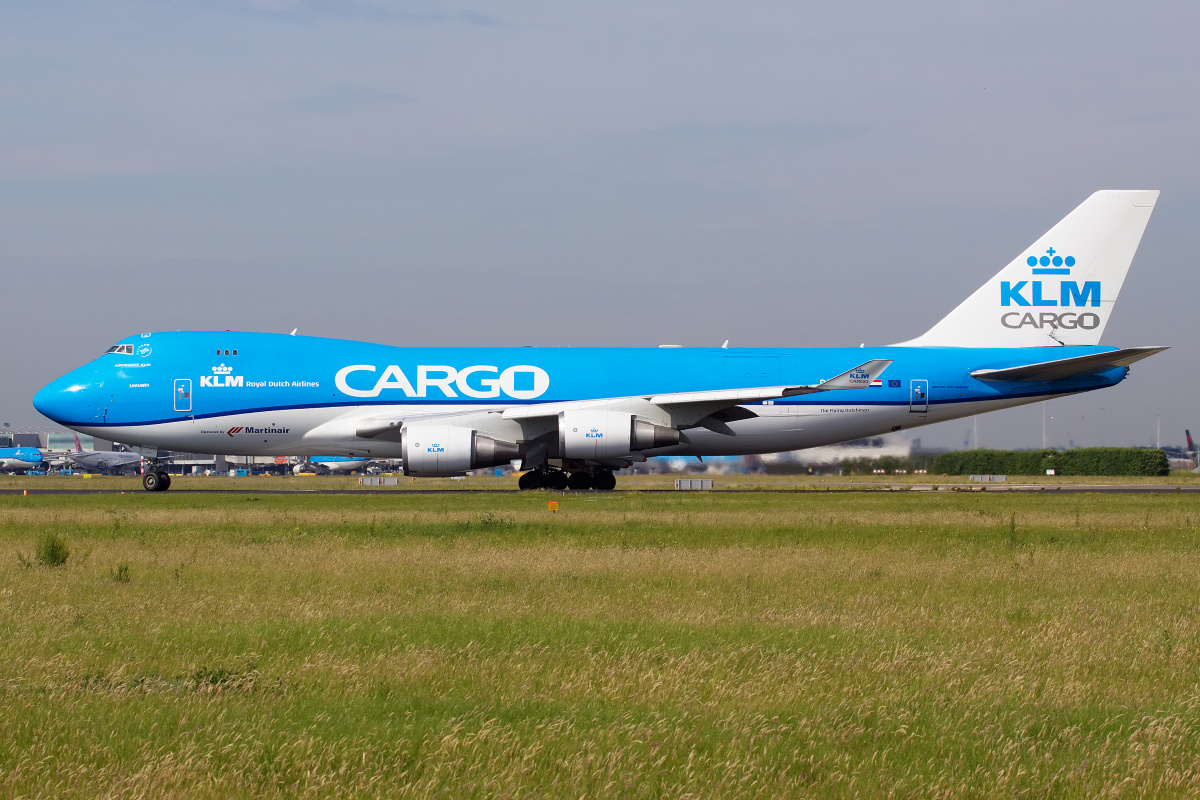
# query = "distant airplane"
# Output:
<box><xmin>34</xmin><ymin>190</ymin><xmax>1168</xmax><ymax>492</ymax></box>
<box><xmin>65</xmin><ymin>435</ymin><xmax>146</xmax><ymax>474</ymax></box>
<box><xmin>0</xmin><ymin>447</ymin><xmax>43</xmax><ymax>472</ymax></box>
<box><xmin>1188</xmin><ymin>430</ymin><xmax>1197</xmax><ymax>467</ymax></box>
<box><xmin>293</xmin><ymin>456</ymin><xmax>371</xmax><ymax>475</ymax></box>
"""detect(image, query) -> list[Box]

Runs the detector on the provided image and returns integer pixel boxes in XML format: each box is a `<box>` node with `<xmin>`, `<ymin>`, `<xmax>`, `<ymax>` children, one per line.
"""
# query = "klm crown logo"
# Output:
<box><xmin>585</xmin><ymin>427</ymin><xmax>603</xmax><ymax>439</ymax></box>
<box><xmin>201</xmin><ymin>362</ymin><xmax>243</xmax><ymax>387</ymax></box>
<box><xmin>1026</xmin><ymin>247</ymin><xmax>1075</xmax><ymax>274</ymax></box>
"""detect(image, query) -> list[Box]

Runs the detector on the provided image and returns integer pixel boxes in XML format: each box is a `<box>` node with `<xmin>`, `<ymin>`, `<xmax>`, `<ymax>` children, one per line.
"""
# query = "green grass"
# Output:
<box><xmin>3</xmin><ymin>490</ymin><xmax>1200</xmax><ymax>797</ymax></box>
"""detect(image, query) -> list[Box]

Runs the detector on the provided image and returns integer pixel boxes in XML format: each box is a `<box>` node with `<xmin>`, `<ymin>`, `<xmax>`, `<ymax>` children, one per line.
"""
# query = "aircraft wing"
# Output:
<box><xmin>500</xmin><ymin>358</ymin><xmax>893</xmax><ymax>428</ymax></box>
<box><xmin>970</xmin><ymin>346</ymin><xmax>1166</xmax><ymax>383</ymax></box>
<box><xmin>352</xmin><ymin>359</ymin><xmax>893</xmax><ymax>437</ymax></box>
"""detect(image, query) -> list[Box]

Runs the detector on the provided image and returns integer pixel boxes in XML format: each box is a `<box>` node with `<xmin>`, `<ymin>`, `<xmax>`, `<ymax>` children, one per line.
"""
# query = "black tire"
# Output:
<box><xmin>545</xmin><ymin>470</ymin><xmax>569</xmax><ymax>491</ymax></box>
<box><xmin>158</xmin><ymin>472</ymin><xmax>171</xmax><ymax>491</ymax></box>
<box><xmin>142</xmin><ymin>471</ymin><xmax>160</xmax><ymax>492</ymax></box>
<box><xmin>518</xmin><ymin>471</ymin><xmax>542</xmax><ymax>490</ymax></box>
<box><xmin>567</xmin><ymin>472</ymin><xmax>592</xmax><ymax>491</ymax></box>
<box><xmin>593</xmin><ymin>471</ymin><xmax>616</xmax><ymax>491</ymax></box>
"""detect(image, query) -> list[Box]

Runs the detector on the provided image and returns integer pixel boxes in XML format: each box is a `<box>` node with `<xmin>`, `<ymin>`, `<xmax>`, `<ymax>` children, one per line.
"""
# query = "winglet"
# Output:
<box><xmin>782</xmin><ymin>359</ymin><xmax>893</xmax><ymax>396</ymax></box>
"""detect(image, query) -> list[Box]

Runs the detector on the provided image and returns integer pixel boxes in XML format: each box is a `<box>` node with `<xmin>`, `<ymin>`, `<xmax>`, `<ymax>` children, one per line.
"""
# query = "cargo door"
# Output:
<box><xmin>722</xmin><ymin>356</ymin><xmax>780</xmax><ymax>389</ymax></box>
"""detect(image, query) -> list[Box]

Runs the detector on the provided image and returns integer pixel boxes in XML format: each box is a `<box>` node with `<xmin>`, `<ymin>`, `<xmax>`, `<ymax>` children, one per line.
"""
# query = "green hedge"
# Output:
<box><xmin>932</xmin><ymin>448</ymin><xmax>1169</xmax><ymax>477</ymax></box>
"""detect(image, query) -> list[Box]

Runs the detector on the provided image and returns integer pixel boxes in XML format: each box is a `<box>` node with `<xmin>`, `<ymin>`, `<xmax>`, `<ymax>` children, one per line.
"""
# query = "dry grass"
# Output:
<box><xmin>2</xmin><ymin>490</ymin><xmax>1200</xmax><ymax>797</ymax></box>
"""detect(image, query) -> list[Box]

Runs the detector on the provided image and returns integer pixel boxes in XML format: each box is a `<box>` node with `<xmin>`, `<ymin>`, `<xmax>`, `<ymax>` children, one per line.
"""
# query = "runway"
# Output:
<box><xmin>3</xmin><ymin>484</ymin><xmax>1199</xmax><ymax>495</ymax></box>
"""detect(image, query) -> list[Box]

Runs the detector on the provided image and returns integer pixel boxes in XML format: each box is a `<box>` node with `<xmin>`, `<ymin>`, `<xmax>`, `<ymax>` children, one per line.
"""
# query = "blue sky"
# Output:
<box><xmin>3</xmin><ymin>1</ymin><xmax>1198</xmax><ymax>448</ymax></box>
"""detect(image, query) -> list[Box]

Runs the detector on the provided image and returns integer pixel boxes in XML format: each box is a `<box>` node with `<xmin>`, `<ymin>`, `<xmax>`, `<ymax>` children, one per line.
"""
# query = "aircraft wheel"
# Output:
<box><xmin>158</xmin><ymin>472</ymin><xmax>171</xmax><ymax>491</ymax></box>
<box><xmin>567</xmin><ymin>471</ymin><xmax>592</xmax><ymax>491</ymax></box>
<box><xmin>143</xmin><ymin>471</ymin><xmax>161</xmax><ymax>492</ymax></box>
<box><xmin>518</xmin><ymin>471</ymin><xmax>542</xmax><ymax>491</ymax></box>
<box><xmin>544</xmin><ymin>470</ymin><xmax>569</xmax><ymax>491</ymax></box>
<box><xmin>593</xmin><ymin>471</ymin><xmax>617</xmax><ymax>491</ymax></box>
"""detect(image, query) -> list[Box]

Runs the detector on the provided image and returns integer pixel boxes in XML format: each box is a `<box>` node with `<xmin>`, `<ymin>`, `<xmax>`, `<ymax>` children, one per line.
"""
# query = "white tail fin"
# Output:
<box><xmin>896</xmin><ymin>190</ymin><xmax>1159</xmax><ymax>347</ymax></box>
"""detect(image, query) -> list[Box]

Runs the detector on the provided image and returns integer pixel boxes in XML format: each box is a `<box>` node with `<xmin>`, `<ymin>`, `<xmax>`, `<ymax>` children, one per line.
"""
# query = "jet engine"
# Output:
<box><xmin>401</xmin><ymin>424</ymin><xmax>520</xmax><ymax>477</ymax></box>
<box><xmin>558</xmin><ymin>410</ymin><xmax>680</xmax><ymax>460</ymax></box>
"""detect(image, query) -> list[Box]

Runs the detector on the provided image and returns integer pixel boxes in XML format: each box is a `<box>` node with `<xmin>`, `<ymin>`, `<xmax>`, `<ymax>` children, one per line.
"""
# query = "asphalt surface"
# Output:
<box><xmin>3</xmin><ymin>484</ymin><xmax>1199</xmax><ymax>495</ymax></box>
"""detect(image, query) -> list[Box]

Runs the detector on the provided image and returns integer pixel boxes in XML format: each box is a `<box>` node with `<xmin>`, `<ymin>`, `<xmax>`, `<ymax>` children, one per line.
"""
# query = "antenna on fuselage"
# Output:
<box><xmin>289</xmin><ymin>328</ymin><xmax>297</xmax><ymax>336</ymax></box>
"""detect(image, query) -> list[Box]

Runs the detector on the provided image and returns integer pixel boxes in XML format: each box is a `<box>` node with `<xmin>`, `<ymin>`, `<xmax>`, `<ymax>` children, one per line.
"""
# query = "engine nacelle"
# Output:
<box><xmin>559</xmin><ymin>410</ymin><xmax>680</xmax><ymax>460</ymax></box>
<box><xmin>401</xmin><ymin>424</ymin><xmax>520</xmax><ymax>477</ymax></box>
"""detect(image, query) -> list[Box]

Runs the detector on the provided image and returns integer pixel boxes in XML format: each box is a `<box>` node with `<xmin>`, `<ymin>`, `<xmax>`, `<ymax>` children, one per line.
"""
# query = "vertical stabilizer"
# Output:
<box><xmin>896</xmin><ymin>190</ymin><xmax>1159</xmax><ymax>347</ymax></box>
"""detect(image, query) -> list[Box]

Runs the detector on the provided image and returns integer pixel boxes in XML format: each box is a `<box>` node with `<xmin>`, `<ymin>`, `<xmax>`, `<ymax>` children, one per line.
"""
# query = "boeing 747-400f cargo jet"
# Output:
<box><xmin>34</xmin><ymin>191</ymin><xmax>1167</xmax><ymax>492</ymax></box>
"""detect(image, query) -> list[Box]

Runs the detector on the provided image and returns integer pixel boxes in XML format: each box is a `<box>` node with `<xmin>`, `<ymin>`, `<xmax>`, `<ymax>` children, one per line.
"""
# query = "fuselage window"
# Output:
<box><xmin>216</xmin><ymin>349</ymin><xmax>221</xmax><ymax>356</ymax></box>
<box><xmin>224</xmin><ymin>350</ymin><xmax>230</xmax><ymax>356</ymax></box>
<box><xmin>232</xmin><ymin>349</ymin><xmax>238</xmax><ymax>356</ymax></box>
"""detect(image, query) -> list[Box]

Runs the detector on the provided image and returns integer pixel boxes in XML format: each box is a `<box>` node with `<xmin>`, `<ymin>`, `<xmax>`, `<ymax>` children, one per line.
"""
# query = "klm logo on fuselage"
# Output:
<box><xmin>201</xmin><ymin>364</ymin><xmax>243</xmax><ymax>387</ymax></box>
<box><xmin>999</xmin><ymin>247</ymin><xmax>1101</xmax><ymax>330</ymax></box>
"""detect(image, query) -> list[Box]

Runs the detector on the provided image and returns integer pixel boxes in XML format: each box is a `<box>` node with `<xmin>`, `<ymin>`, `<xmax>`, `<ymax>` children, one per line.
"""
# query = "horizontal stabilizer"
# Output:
<box><xmin>970</xmin><ymin>346</ymin><xmax>1167</xmax><ymax>383</ymax></box>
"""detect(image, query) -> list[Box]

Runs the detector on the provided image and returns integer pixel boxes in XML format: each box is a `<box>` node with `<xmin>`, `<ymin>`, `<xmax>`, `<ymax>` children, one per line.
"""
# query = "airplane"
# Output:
<box><xmin>65</xmin><ymin>434</ymin><xmax>147</xmax><ymax>475</ymax></box>
<box><xmin>32</xmin><ymin>190</ymin><xmax>1167</xmax><ymax>492</ymax></box>
<box><xmin>0</xmin><ymin>447</ymin><xmax>44</xmax><ymax>472</ymax></box>
<box><xmin>293</xmin><ymin>456</ymin><xmax>372</xmax><ymax>475</ymax></box>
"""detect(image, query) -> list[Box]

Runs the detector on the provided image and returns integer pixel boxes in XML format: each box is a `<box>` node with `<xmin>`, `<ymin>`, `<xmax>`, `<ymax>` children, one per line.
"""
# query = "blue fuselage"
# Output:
<box><xmin>0</xmin><ymin>447</ymin><xmax>44</xmax><ymax>471</ymax></box>
<box><xmin>33</xmin><ymin>331</ymin><xmax>1126</xmax><ymax>458</ymax></box>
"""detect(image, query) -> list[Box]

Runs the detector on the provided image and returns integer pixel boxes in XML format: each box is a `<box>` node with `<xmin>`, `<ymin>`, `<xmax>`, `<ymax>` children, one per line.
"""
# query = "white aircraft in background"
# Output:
<box><xmin>293</xmin><ymin>456</ymin><xmax>372</xmax><ymax>475</ymax></box>
<box><xmin>66</xmin><ymin>435</ymin><xmax>147</xmax><ymax>473</ymax></box>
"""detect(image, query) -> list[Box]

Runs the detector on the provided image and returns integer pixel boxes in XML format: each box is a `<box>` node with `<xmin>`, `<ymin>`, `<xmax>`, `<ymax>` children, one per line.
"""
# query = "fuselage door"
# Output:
<box><xmin>909</xmin><ymin>379</ymin><xmax>929</xmax><ymax>413</ymax></box>
<box><xmin>174</xmin><ymin>379</ymin><xmax>192</xmax><ymax>413</ymax></box>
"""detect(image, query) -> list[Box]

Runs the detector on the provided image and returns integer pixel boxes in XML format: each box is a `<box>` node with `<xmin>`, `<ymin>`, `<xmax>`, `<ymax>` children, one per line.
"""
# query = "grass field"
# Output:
<box><xmin>4</xmin><ymin>488</ymin><xmax>1200</xmax><ymax>797</ymax></box>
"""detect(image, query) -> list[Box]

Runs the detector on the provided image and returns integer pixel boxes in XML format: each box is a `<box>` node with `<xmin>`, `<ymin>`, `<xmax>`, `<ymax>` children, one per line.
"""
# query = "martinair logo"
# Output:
<box><xmin>1000</xmin><ymin>247</ymin><xmax>1101</xmax><ymax>331</ymax></box>
<box><xmin>227</xmin><ymin>425</ymin><xmax>290</xmax><ymax>437</ymax></box>
<box><xmin>202</xmin><ymin>363</ymin><xmax>243</xmax><ymax>388</ymax></box>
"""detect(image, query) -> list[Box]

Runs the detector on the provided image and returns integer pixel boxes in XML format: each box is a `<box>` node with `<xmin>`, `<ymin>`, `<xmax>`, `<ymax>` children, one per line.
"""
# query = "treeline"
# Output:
<box><xmin>931</xmin><ymin>448</ymin><xmax>1170</xmax><ymax>477</ymax></box>
<box><xmin>839</xmin><ymin>454</ymin><xmax>938</xmax><ymax>475</ymax></box>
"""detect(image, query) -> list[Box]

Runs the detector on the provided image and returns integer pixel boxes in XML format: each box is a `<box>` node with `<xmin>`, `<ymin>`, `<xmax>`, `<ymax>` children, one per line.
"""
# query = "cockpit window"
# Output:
<box><xmin>105</xmin><ymin>344</ymin><xmax>134</xmax><ymax>355</ymax></box>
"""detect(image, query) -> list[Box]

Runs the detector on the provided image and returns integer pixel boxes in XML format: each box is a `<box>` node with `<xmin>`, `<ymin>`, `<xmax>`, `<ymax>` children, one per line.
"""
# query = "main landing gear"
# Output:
<box><xmin>142</xmin><ymin>463</ymin><xmax>171</xmax><ymax>492</ymax></box>
<box><xmin>518</xmin><ymin>468</ymin><xmax>615</xmax><ymax>492</ymax></box>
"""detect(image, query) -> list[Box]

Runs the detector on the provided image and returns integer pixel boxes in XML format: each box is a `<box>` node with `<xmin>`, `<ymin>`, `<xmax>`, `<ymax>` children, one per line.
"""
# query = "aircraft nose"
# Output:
<box><xmin>33</xmin><ymin>368</ymin><xmax>103</xmax><ymax>425</ymax></box>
